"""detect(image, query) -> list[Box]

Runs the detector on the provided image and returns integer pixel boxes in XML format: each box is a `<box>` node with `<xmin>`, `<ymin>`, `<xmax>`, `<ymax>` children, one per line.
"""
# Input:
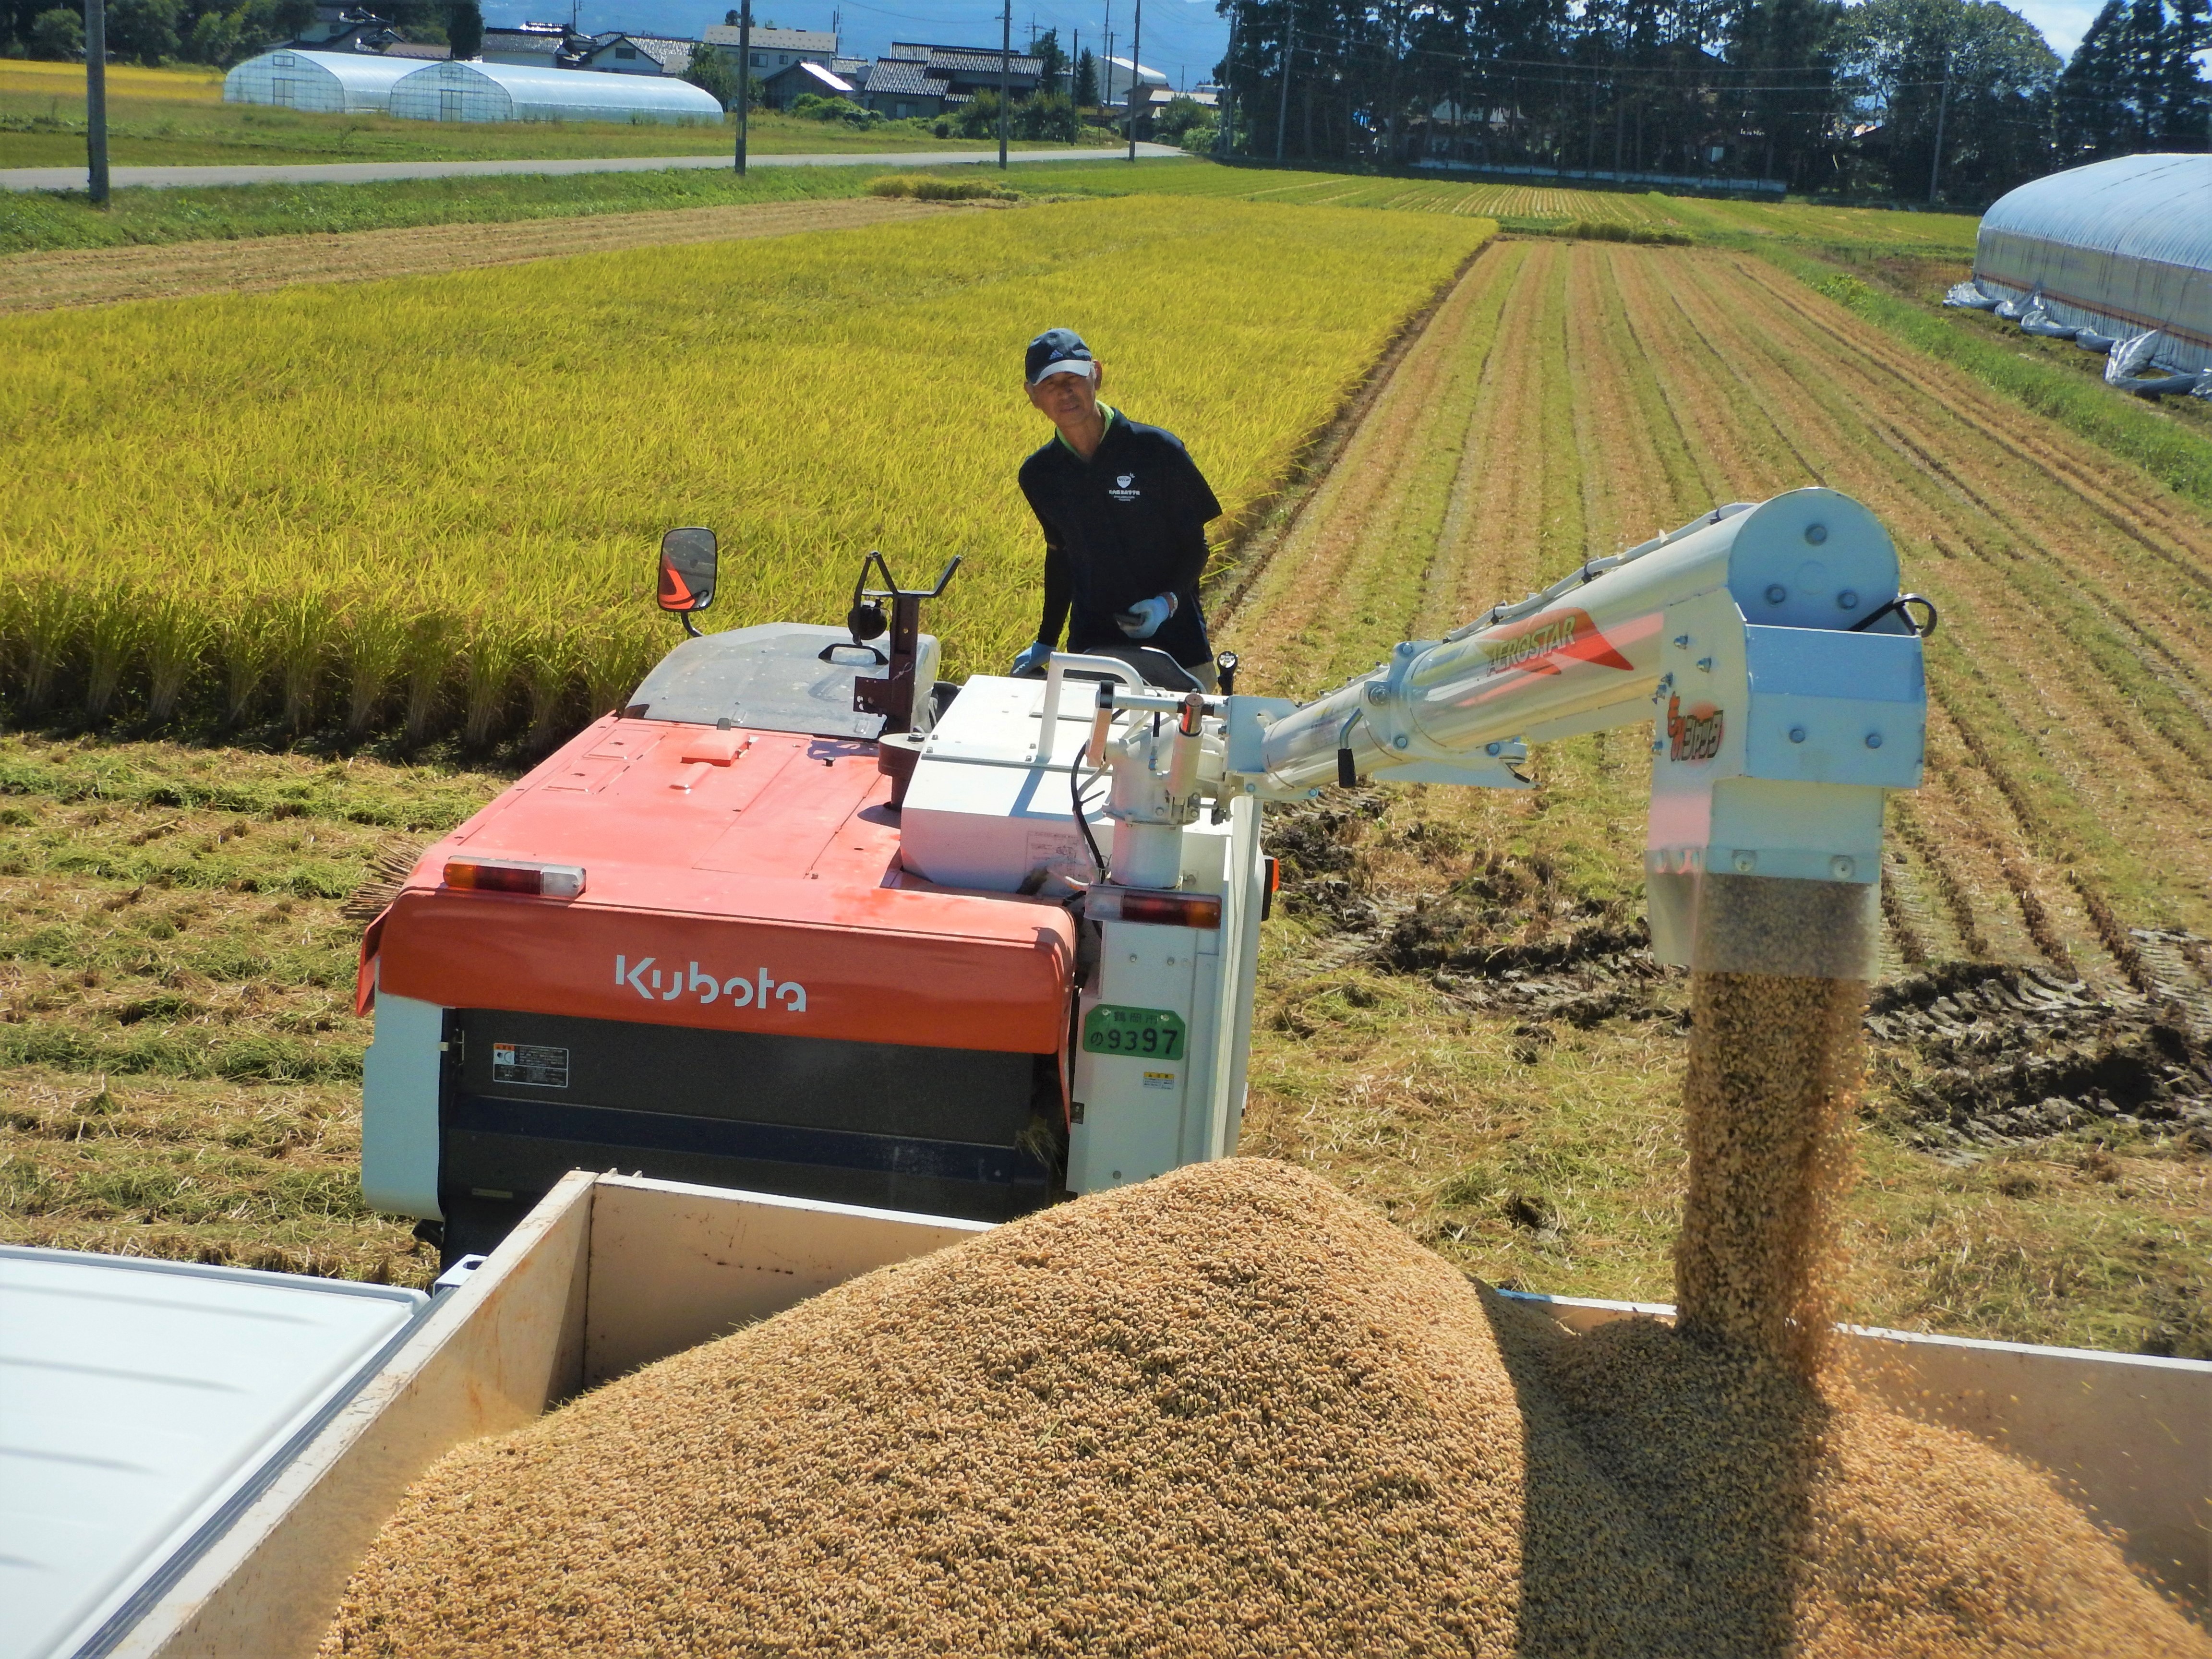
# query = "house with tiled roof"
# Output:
<box><xmin>855</xmin><ymin>57</ymin><xmax>950</xmax><ymax>119</ymax></box>
<box><xmin>576</xmin><ymin>33</ymin><xmax>696</xmax><ymax>75</ymax></box>
<box><xmin>886</xmin><ymin>41</ymin><xmax>1041</xmax><ymax>99</ymax></box>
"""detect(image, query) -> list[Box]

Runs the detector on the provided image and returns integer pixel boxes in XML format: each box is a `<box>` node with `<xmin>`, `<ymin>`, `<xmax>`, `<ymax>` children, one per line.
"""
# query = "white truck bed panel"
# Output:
<box><xmin>0</xmin><ymin>1249</ymin><xmax>423</xmax><ymax>1659</ymax></box>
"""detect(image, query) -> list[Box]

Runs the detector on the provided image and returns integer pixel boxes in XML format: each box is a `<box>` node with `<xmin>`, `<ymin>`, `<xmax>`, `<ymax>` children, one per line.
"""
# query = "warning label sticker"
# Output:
<box><xmin>1143</xmin><ymin>1071</ymin><xmax>1177</xmax><ymax>1092</ymax></box>
<box><xmin>1024</xmin><ymin>824</ymin><xmax>1093</xmax><ymax>884</ymax></box>
<box><xmin>492</xmin><ymin>1042</ymin><xmax>570</xmax><ymax>1089</ymax></box>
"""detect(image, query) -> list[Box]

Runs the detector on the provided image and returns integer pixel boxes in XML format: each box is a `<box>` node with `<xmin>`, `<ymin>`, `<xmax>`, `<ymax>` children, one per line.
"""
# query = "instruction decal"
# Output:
<box><xmin>492</xmin><ymin>1042</ymin><xmax>570</xmax><ymax>1089</ymax></box>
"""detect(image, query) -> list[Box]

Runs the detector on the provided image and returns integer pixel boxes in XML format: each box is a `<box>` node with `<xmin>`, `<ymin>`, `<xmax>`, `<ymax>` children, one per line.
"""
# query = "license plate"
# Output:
<box><xmin>1082</xmin><ymin>1005</ymin><xmax>1185</xmax><ymax>1061</ymax></box>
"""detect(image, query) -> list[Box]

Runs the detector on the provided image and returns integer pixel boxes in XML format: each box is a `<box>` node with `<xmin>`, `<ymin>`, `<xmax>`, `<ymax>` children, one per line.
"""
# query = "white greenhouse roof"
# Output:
<box><xmin>1981</xmin><ymin>153</ymin><xmax>2212</xmax><ymax>272</ymax></box>
<box><xmin>388</xmin><ymin>60</ymin><xmax>725</xmax><ymax>123</ymax></box>
<box><xmin>222</xmin><ymin>49</ymin><xmax>421</xmax><ymax>113</ymax></box>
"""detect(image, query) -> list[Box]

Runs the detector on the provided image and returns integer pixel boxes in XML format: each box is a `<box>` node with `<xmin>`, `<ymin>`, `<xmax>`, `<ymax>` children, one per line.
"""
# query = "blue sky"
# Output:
<box><xmin>482</xmin><ymin>0</ymin><xmax>2116</xmax><ymax>90</ymax></box>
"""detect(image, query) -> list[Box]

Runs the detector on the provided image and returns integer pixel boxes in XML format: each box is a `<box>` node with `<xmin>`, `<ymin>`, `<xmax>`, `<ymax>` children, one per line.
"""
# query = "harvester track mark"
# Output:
<box><xmin>1880</xmin><ymin>863</ymin><xmax>1932</xmax><ymax>968</ymax></box>
<box><xmin>1419</xmin><ymin>240</ymin><xmax>1569</xmax><ymax>645</ymax></box>
<box><xmin>1866</xmin><ymin>961</ymin><xmax>2212</xmax><ymax>1150</ymax></box>
<box><xmin>1890</xmin><ymin>798</ymin><xmax>1994</xmax><ymax>960</ymax></box>
<box><xmin>2130</xmin><ymin>929</ymin><xmax>2212</xmax><ymax>1038</ymax></box>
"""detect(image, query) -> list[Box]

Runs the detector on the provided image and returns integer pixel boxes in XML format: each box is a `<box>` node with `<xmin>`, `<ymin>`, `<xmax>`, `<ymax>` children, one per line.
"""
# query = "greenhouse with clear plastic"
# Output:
<box><xmin>222</xmin><ymin>50</ymin><xmax>422</xmax><ymax>114</ymax></box>
<box><xmin>386</xmin><ymin>61</ymin><xmax>725</xmax><ymax>124</ymax></box>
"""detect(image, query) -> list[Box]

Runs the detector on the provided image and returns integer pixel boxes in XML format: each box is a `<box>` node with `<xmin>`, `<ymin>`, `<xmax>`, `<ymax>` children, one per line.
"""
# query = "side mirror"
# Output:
<box><xmin>658</xmin><ymin>528</ymin><xmax>718</xmax><ymax>632</ymax></box>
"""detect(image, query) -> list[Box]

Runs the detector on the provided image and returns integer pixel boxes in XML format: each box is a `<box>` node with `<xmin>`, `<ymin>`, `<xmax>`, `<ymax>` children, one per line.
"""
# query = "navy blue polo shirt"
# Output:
<box><xmin>1018</xmin><ymin>408</ymin><xmax>1224</xmax><ymax>668</ymax></box>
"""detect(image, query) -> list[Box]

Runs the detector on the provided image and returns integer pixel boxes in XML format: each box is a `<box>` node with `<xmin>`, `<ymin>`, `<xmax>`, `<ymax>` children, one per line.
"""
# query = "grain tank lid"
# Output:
<box><xmin>0</xmin><ymin>1248</ymin><xmax>425</xmax><ymax>1659</ymax></box>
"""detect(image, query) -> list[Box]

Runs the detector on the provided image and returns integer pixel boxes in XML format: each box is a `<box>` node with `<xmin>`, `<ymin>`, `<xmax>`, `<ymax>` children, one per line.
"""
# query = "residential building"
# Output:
<box><xmin>884</xmin><ymin>41</ymin><xmax>1040</xmax><ymax>99</ymax></box>
<box><xmin>855</xmin><ymin>57</ymin><xmax>948</xmax><ymax>120</ymax></box>
<box><xmin>701</xmin><ymin>24</ymin><xmax>836</xmax><ymax>78</ymax></box>
<box><xmin>1098</xmin><ymin>55</ymin><xmax>1166</xmax><ymax>107</ymax></box>
<box><xmin>479</xmin><ymin>23</ymin><xmax>569</xmax><ymax>66</ymax></box>
<box><xmin>762</xmin><ymin>59</ymin><xmax>855</xmax><ymax>108</ymax></box>
<box><xmin>573</xmin><ymin>33</ymin><xmax>696</xmax><ymax>75</ymax></box>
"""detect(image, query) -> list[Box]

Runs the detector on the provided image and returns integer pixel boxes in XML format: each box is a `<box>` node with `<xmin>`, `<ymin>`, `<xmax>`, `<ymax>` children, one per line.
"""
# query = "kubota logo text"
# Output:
<box><xmin>1478</xmin><ymin>608</ymin><xmax>1635</xmax><ymax>676</ymax></box>
<box><xmin>615</xmin><ymin>955</ymin><xmax>806</xmax><ymax>1012</ymax></box>
<box><xmin>1666</xmin><ymin>695</ymin><xmax>1724</xmax><ymax>763</ymax></box>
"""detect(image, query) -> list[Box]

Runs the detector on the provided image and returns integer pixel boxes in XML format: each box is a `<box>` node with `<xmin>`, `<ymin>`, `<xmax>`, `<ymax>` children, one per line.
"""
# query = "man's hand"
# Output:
<box><xmin>1010</xmin><ymin>640</ymin><xmax>1054</xmax><ymax>677</ymax></box>
<box><xmin>1115</xmin><ymin>593</ymin><xmax>1177</xmax><ymax>640</ymax></box>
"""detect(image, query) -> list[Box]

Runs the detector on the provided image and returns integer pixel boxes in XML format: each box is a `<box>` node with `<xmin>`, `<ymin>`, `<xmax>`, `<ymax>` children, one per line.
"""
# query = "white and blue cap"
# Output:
<box><xmin>1025</xmin><ymin>328</ymin><xmax>1096</xmax><ymax>385</ymax></box>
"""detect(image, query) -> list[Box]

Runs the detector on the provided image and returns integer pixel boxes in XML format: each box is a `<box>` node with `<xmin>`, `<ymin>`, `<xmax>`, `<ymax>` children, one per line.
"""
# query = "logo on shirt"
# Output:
<box><xmin>1109</xmin><ymin>472</ymin><xmax>1141</xmax><ymax>502</ymax></box>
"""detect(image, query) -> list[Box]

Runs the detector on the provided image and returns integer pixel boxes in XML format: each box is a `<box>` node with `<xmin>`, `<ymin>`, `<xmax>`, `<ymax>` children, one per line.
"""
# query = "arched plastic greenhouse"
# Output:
<box><xmin>387</xmin><ymin>61</ymin><xmax>724</xmax><ymax>124</ymax></box>
<box><xmin>222</xmin><ymin>50</ymin><xmax>421</xmax><ymax>114</ymax></box>
<box><xmin>1973</xmin><ymin>153</ymin><xmax>2212</xmax><ymax>375</ymax></box>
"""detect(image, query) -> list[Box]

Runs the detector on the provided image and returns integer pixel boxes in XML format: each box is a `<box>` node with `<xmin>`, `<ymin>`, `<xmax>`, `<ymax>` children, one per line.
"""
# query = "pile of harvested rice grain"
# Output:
<box><xmin>323</xmin><ymin>1161</ymin><xmax>2206</xmax><ymax>1658</ymax></box>
<box><xmin>1675</xmin><ymin>971</ymin><xmax>1867</xmax><ymax>1376</ymax></box>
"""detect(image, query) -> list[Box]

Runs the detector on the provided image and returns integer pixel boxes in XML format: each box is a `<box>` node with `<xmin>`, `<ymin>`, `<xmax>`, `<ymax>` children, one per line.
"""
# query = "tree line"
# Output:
<box><xmin>1211</xmin><ymin>0</ymin><xmax>2211</xmax><ymax>201</ymax></box>
<box><xmin>0</xmin><ymin>0</ymin><xmax>467</xmax><ymax>71</ymax></box>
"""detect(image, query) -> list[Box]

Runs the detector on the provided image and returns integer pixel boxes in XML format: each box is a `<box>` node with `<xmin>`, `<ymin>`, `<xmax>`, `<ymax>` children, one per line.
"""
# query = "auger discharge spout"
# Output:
<box><xmin>1246</xmin><ymin>488</ymin><xmax>1932</xmax><ymax>978</ymax></box>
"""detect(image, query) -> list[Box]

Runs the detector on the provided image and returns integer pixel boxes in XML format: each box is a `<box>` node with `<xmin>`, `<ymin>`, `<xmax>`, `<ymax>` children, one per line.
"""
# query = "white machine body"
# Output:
<box><xmin>899</xmin><ymin>666</ymin><xmax>1265</xmax><ymax>1197</ymax></box>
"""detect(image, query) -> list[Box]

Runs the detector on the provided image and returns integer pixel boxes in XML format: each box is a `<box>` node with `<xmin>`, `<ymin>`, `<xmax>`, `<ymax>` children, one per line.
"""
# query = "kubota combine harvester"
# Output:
<box><xmin>357</xmin><ymin>489</ymin><xmax>1936</xmax><ymax>1260</ymax></box>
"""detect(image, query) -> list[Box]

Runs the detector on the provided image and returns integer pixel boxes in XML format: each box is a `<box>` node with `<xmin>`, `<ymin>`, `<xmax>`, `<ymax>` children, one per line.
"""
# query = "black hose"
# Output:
<box><xmin>1848</xmin><ymin>593</ymin><xmax>1940</xmax><ymax>637</ymax></box>
<box><xmin>1070</xmin><ymin>749</ymin><xmax>1107</xmax><ymax>880</ymax></box>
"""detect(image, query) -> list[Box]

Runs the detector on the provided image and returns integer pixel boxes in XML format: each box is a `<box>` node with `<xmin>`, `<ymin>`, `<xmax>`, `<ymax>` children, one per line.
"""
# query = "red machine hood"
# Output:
<box><xmin>361</xmin><ymin>716</ymin><xmax>1074</xmax><ymax>1054</ymax></box>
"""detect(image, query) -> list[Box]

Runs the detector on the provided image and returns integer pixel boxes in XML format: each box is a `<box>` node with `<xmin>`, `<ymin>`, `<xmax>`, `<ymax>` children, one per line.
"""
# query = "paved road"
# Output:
<box><xmin>0</xmin><ymin>143</ymin><xmax>1185</xmax><ymax>193</ymax></box>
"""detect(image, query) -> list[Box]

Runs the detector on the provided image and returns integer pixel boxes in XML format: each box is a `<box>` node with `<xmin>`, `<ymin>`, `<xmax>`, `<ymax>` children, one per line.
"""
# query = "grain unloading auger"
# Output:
<box><xmin>357</xmin><ymin>487</ymin><xmax>1931</xmax><ymax>1260</ymax></box>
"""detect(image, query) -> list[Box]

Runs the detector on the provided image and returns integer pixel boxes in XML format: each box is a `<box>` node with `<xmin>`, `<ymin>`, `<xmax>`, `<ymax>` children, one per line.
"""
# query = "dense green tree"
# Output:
<box><xmin>1072</xmin><ymin>46</ymin><xmax>1098</xmax><ymax>108</ymax></box>
<box><xmin>445</xmin><ymin>0</ymin><xmax>480</xmax><ymax>58</ymax></box>
<box><xmin>685</xmin><ymin>42</ymin><xmax>739</xmax><ymax>108</ymax></box>
<box><xmin>1840</xmin><ymin>0</ymin><xmax>2059</xmax><ymax>199</ymax></box>
<box><xmin>107</xmin><ymin>0</ymin><xmax>179</xmax><ymax>62</ymax></box>
<box><xmin>2056</xmin><ymin>0</ymin><xmax>2209</xmax><ymax>156</ymax></box>
<box><xmin>1033</xmin><ymin>25</ymin><xmax>1068</xmax><ymax>95</ymax></box>
<box><xmin>27</xmin><ymin>3</ymin><xmax>79</xmax><ymax>56</ymax></box>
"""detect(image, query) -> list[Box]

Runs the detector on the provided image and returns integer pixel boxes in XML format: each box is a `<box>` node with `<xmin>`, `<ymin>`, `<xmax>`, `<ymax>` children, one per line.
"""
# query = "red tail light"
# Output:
<box><xmin>1086</xmin><ymin>886</ymin><xmax>1221</xmax><ymax>929</ymax></box>
<box><xmin>443</xmin><ymin>858</ymin><xmax>586</xmax><ymax>899</ymax></box>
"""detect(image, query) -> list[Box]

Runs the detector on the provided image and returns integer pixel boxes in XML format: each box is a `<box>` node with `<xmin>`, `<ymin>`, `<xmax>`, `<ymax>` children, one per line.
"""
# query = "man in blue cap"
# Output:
<box><xmin>1010</xmin><ymin>328</ymin><xmax>1224</xmax><ymax>688</ymax></box>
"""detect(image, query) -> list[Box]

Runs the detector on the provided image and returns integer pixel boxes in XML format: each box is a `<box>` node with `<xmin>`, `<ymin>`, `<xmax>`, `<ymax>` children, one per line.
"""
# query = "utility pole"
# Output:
<box><xmin>998</xmin><ymin>0</ymin><xmax>1011</xmax><ymax>168</ymax></box>
<box><xmin>733</xmin><ymin>0</ymin><xmax>751</xmax><ymax>175</ymax></box>
<box><xmin>1274</xmin><ymin>20</ymin><xmax>1290</xmax><ymax>161</ymax></box>
<box><xmin>83</xmin><ymin>0</ymin><xmax>108</xmax><ymax>205</ymax></box>
<box><xmin>1926</xmin><ymin>49</ymin><xmax>1952</xmax><ymax>204</ymax></box>
<box><xmin>1125</xmin><ymin>0</ymin><xmax>1141</xmax><ymax>159</ymax></box>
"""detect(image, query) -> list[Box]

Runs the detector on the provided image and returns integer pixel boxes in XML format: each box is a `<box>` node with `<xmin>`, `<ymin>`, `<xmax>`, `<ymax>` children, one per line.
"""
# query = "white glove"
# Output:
<box><xmin>1115</xmin><ymin>593</ymin><xmax>1176</xmax><ymax>640</ymax></box>
<box><xmin>1010</xmin><ymin>640</ymin><xmax>1054</xmax><ymax>677</ymax></box>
